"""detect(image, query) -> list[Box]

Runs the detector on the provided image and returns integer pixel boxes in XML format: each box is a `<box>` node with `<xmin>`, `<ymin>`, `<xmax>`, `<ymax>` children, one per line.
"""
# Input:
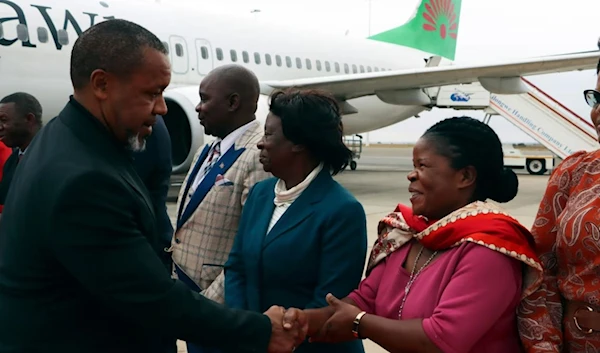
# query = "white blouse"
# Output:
<box><xmin>266</xmin><ymin>163</ymin><xmax>324</xmax><ymax>235</ymax></box>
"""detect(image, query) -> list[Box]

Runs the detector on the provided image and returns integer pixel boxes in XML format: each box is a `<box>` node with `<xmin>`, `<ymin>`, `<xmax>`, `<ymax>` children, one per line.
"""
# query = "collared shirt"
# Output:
<box><xmin>266</xmin><ymin>163</ymin><xmax>324</xmax><ymax>234</ymax></box>
<box><xmin>15</xmin><ymin>148</ymin><xmax>26</xmax><ymax>162</ymax></box>
<box><xmin>188</xmin><ymin>120</ymin><xmax>256</xmax><ymax>197</ymax></box>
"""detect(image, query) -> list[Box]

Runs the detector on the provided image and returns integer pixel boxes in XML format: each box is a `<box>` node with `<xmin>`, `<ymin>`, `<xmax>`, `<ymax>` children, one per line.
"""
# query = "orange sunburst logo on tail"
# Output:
<box><xmin>422</xmin><ymin>0</ymin><xmax>458</xmax><ymax>40</ymax></box>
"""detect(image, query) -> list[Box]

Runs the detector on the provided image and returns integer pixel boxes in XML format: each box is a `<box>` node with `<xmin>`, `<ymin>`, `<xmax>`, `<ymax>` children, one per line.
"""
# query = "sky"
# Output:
<box><xmin>151</xmin><ymin>0</ymin><xmax>600</xmax><ymax>144</ymax></box>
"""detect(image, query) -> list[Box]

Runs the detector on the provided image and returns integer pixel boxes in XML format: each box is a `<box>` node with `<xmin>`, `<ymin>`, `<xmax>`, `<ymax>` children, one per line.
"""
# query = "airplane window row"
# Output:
<box><xmin>0</xmin><ymin>22</ymin><xmax>392</xmax><ymax>75</ymax></box>
<box><xmin>159</xmin><ymin>41</ymin><xmax>393</xmax><ymax>74</ymax></box>
<box><xmin>0</xmin><ymin>23</ymin><xmax>71</xmax><ymax>45</ymax></box>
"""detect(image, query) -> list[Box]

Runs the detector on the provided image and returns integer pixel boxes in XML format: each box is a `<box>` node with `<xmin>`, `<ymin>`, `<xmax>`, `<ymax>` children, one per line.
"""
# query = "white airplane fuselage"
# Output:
<box><xmin>1</xmin><ymin>0</ymin><xmax>438</xmax><ymax>172</ymax></box>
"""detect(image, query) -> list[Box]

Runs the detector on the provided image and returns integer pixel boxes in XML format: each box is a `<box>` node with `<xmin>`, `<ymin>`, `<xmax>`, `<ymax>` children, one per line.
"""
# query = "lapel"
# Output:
<box><xmin>59</xmin><ymin>98</ymin><xmax>155</xmax><ymax>218</ymax></box>
<box><xmin>177</xmin><ymin>145</ymin><xmax>245</xmax><ymax>229</ymax></box>
<box><xmin>176</xmin><ymin>120</ymin><xmax>263</xmax><ymax>229</ymax></box>
<box><xmin>262</xmin><ymin>168</ymin><xmax>332</xmax><ymax>249</ymax></box>
<box><xmin>245</xmin><ymin>182</ymin><xmax>276</xmax><ymax>258</ymax></box>
<box><xmin>119</xmin><ymin>163</ymin><xmax>155</xmax><ymax>220</ymax></box>
<box><xmin>176</xmin><ymin>143</ymin><xmax>210</xmax><ymax>222</ymax></box>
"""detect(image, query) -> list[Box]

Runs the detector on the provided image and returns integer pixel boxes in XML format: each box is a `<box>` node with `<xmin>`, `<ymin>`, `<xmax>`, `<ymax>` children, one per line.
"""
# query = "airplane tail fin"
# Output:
<box><xmin>368</xmin><ymin>0</ymin><xmax>463</xmax><ymax>61</ymax></box>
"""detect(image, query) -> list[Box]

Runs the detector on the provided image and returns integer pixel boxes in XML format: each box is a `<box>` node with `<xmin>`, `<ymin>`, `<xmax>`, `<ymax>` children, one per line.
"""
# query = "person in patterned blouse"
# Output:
<box><xmin>517</xmin><ymin>44</ymin><xmax>600</xmax><ymax>353</ymax></box>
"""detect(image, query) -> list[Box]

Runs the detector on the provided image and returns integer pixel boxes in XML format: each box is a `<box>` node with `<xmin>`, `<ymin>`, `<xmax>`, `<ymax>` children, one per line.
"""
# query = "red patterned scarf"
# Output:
<box><xmin>367</xmin><ymin>201</ymin><xmax>543</xmax><ymax>299</ymax></box>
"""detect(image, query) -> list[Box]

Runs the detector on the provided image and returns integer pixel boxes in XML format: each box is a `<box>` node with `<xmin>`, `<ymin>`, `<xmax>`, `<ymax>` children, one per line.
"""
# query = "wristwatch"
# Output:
<box><xmin>352</xmin><ymin>311</ymin><xmax>367</xmax><ymax>339</ymax></box>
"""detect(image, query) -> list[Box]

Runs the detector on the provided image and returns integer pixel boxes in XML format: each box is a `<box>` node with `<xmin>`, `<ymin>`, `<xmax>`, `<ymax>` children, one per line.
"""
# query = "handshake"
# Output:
<box><xmin>263</xmin><ymin>293</ymin><xmax>362</xmax><ymax>353</ymax></box>
<box><xmin>263</xmin><ymin>305</ymin><xmax>308</xmax><ymax>353</ymax></box>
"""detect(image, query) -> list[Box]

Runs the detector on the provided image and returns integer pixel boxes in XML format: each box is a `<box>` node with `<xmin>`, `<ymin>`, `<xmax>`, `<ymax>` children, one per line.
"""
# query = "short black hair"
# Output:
<box><xmin>0</xmin><ymin>92</ymin><xmax>42</xmax><ymax>125</ymax></box>
<box><xmin>268</xmin><ymin>89</ymin><xmax>352</xmax><ymax>175</ymax></box>
<box><xmin>422</xmin><ymin>116</ymin><xmax>518</xmax><ymax>203</ymax></box>
<box><xmin>70</xmin><ymin>19</ymin><xmax>168</xmax><ymax>90</ymax></box>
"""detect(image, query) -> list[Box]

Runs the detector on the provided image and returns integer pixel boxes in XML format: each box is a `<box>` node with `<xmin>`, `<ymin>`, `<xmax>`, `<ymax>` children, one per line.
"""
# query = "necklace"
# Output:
<box><xmin>398</xmin><ymin>245</ymin><xmax>438</xmax><ymax>319</ymax></box>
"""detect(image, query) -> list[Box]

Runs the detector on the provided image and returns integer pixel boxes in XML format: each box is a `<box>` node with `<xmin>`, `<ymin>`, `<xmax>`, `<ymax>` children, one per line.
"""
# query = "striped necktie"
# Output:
<box><xmin>202</xmin><ymin>141</ymin><xmax>221</xmax><ymax>177</ymax></box>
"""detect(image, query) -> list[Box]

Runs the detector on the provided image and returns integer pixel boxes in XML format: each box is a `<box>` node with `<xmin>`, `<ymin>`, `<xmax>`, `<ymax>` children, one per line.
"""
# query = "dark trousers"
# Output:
<box><xmin>174</xmin><ymin>264</ymin><xmax>223</xmax><ymax>353</ymax></box>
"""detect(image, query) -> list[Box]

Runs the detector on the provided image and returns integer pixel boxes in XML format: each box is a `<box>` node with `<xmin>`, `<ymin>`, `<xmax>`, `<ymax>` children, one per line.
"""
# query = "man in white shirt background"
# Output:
<box><xmin>168</xmin><ymin>66</ymin><xmax>271</xmax><ymax>332</ymax></box>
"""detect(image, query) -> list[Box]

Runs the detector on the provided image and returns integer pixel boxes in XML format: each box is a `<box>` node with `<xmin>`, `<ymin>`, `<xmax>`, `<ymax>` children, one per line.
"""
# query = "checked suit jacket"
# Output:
<box><xmin>169</xmin><ymin>120</ymin><xmax>270</xmax><ymax>303</ymax></box>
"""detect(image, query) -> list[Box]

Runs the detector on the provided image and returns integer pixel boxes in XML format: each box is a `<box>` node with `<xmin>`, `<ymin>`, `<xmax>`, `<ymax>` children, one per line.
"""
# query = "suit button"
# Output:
<box><xmin>175</xmin><ymin>238</ymin><xmax>181</xmax><ymax>244</ymax></box>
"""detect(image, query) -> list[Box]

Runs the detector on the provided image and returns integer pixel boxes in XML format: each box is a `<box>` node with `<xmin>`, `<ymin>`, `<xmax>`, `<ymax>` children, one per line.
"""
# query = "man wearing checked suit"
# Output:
<box><xmin>169</xmin><ymin>65</ymin><xmax>270</xmax><ymax>324</ymax></box>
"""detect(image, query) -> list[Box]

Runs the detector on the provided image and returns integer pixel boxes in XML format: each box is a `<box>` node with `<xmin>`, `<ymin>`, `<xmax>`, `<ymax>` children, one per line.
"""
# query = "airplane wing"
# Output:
<box><xmin>260</xmin><ymin>51</ymin><xmax>600</xmax><ymax>101</ymax></box>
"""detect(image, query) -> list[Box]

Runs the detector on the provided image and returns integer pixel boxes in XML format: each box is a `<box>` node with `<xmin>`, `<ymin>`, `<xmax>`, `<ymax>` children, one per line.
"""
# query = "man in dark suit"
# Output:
<box><xmin>0</xmin><ymin>19</ymin><xmax>306</xmax><ymax>353</ymax></box>
<box><xmin>132</xmin><ymin>114</ymin><xmax>174</xmax><ymax>263</ymax></box>
<box><xmin>0</xmin><ymin>92</ymin><xmax>43</xmax><ymax>212</ymax></box>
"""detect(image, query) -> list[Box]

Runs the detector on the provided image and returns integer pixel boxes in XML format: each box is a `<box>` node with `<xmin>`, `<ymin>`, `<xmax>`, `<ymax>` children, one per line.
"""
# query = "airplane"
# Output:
<box><xmin>1</xmin><ymin>0</ymin><xmax>599</xmax><ymax>174</ymax></box>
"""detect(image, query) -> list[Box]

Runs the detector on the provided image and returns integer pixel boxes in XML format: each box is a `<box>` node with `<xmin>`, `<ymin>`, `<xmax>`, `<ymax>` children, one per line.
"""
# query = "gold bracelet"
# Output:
<box><xmin>352</xmin><ymin>311</ymin><xmax>367</xmax><ymax>339</ymax></box>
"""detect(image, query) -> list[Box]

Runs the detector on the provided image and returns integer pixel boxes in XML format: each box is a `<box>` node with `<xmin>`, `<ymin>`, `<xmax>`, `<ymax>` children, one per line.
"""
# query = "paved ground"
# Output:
<box><xmin>168</xmin><ymin>146</ymin><xmax>550</xmax><ymax>353</ymax></box>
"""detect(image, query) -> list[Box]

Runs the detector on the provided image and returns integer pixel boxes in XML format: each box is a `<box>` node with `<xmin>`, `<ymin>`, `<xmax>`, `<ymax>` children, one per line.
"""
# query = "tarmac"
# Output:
<box><xmin>167</xmin><ymin>146</ymin><xmax>550</xmax><ymax>353</ymax></box>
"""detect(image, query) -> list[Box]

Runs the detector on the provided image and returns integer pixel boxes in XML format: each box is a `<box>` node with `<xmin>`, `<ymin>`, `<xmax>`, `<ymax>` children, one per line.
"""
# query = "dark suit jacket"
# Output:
<box><xmin>0</xmin><ymin>148</ymin><xmax>20</xmax><ymax>206</ymax></box>
<box><xmin>224</xmin><ymin>168</ymin><xmax>368</xmax><ymax>353</ymax></box>
<box><xmin>132</xmin><ymin>115</ymin><xmax>174</xmax><ymax>249</ymax></box>
<box><xmin>0</xmin><ymin>97</ymin><xmax>271</xmax><ymax>353</ymax></box>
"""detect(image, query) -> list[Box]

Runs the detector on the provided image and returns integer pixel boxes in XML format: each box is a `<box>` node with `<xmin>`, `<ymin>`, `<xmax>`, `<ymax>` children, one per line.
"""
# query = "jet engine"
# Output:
<box><xmin>162</xmin><ymin>86</ymin><xmax>204</xmax><ymax>174</ymax></box>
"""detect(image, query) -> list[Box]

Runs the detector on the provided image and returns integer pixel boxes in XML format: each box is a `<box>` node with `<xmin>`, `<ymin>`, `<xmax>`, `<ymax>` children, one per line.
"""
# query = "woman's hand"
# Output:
<box><xmin>302</xmin><ymin>307</ymin><xmax>334</xmax><ymax>337</ymax></box>
<box><xmin>309</xmin><ymin>293</ymin><xmax>362</xmax><ymax>343</ymax></box>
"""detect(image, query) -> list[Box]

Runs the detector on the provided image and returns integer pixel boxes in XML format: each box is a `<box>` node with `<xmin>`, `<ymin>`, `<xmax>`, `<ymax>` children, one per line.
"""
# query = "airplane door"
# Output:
<box><xmin>195</xmin><ymin>39</ymin><xmax>214</xmax><ymax>76</ymax></box>
<box><xmin>169</xmin><ymin>35</ymin><xmax>189</xmax><ymax>74</ymax></box>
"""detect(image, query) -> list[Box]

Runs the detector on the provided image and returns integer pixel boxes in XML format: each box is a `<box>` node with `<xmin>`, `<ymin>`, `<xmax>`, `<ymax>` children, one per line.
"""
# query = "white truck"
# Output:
<box><xmin>503</xmin><ymin>145</ymin><xmax>555</xmax><ymax>175</ymax></box>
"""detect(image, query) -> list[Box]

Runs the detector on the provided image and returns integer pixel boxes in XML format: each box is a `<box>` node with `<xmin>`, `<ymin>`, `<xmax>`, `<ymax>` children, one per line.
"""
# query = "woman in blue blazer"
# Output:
<box><xmin>225</xmin><ymin>88</ymin><xmax>367</xmax><ymax>353</ymax></box>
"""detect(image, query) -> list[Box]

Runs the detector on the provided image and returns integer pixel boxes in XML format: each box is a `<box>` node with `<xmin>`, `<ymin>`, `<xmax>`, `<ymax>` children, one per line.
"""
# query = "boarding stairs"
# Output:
<box><xmin>431</xmin><ymin>78</ymin><xmax>597</xmax><ymax>160</ymax></box>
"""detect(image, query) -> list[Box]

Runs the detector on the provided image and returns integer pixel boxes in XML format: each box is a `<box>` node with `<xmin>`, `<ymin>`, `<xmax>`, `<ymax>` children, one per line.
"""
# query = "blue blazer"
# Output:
<box><xmin>225</xmin><ymin>168</ymin><xmax>367</xmax><ymax>353</ymax></box>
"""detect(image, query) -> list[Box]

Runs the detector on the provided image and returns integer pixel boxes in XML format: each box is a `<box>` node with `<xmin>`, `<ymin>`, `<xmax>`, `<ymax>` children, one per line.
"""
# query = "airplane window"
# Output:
<box><xmin>344</xmin><ymin>64</ymin><xmax>349</xmax><ymax>74</ymax></box>
<box><xmin>367</xmin><ymin>66</ymin><xmax>372</xmax><ymax>73</ymax></box>
<box><xmin>374</xmin><ymin>67</ymin><xmax>379</xmax><ymax>72</ymax></box>
<box><xmin>285</xmin><ymin>56</ymin><xmax>292</xmax><ymax>68</ymax></box>
<box><xmin>295</xmin><ymin>58</ymin><xmax>302</xmax><ymax>69</ymax></box>
<box><xmin>276</xmin><ymin>55</ymin><xmax>282</xmax><ymax>67</ymax></box>
<box><xmin>305</xmin><ymin>59</ymin><xmax>312</xmax><ymax>70</ymax></box>
<box><xmin>360</xmin><ymin>65</ymin><xmax>365</xmax><ymax>73</ymax></box>
<box><xmin>265</xmin><ymin>54</ymin><xmax>272</xmax><ymax>66</ymax></box>
<box><xmin>242</xmin><ymin>51</ymin><xmax>249</xmax><ymax>63</ymax></box>
<box><xmin>230</xmin><ymin>49</ymin><xmax>237</xmax><ymax>62</ymax></box>
<box><xmin>201</xmin><ymin>46</ymin><xmax>209</xmax><ymax>60</ymax></box>
<box><xmin>316</xmin><ymin>60</ymin><xmax>322</xmax><ymax>71</ymax></box>
<box><xmin>161</xmin><ymin>41</ymin><xmax>169</xmax><ymax>55</ymax></box>
<box><xmin>175</xmin><ymin>43</ymin><xmax>184</xmax><ymax>57</ymax></box>
<box><xmin>16</xmin><ymin>24</ymin><xmax>29</xmax><ymax>42</ymax></box>
<box><xmin>334</xmin><ymin>62</ymin><xmax>340</xmax><ymax>73</ymax></box>
<box><xmin>254</xmin><ymin>52</ymin><xmax>261</xmax><ymax>65</ymax></box>
<box><xmin>216</xmin><ymin>48</ymin><xmax>223</xmax><ymax>60</ymax></box>
<box><xmin>37</xmin><ymin>27</ymin><xmax>48</xmax><ymax>43</ymax></box>
<box><xmin>325</xmin><ymin>61</ymin><xmax>331</xmax><ymax>72</ymax></box>
<box><xmin>352</xmin><ymin>64</ymin><xmax>357</xmax><ymax>74</ymax></box>
<box><xmin>57</xmin><ymin>29</ymin><xmax>69</xmax><ymax>46</ymax></box>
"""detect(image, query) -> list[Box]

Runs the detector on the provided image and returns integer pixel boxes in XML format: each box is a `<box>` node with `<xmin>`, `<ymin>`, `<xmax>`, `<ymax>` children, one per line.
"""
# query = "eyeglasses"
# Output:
<box><xmin>584</xmin><ymin>89</ymin><xmax>600</xmax><ymax>108</ymax></box>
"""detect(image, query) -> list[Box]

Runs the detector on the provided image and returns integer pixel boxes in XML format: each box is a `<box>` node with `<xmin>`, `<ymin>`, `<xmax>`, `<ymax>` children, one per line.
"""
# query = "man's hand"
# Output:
<box><xmin>264</xmin><ymin>306</ymin><xmax>308</xmax><ymax>353</ymax></box>
<box><xmin>282</xmin><ymin>307</ymin><xmax>308</xmax><ymax>332</ymax></box>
